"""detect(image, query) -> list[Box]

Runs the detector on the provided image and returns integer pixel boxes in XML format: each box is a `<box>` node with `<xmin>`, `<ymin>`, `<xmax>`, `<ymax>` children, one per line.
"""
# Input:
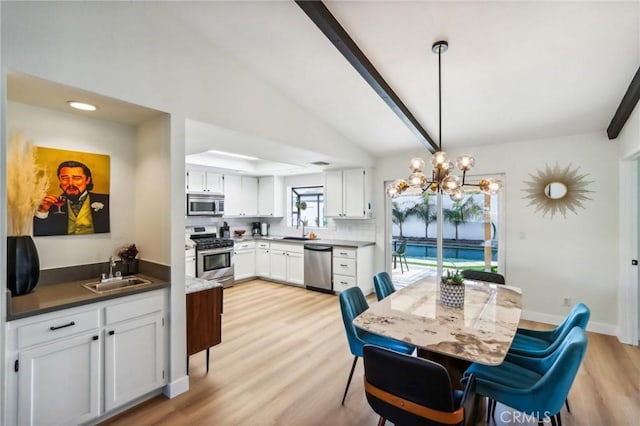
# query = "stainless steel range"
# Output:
<box><xmin>189</xmin><ymin>227</ymin><xmax>235</xmax><ymax>288</ymax></box>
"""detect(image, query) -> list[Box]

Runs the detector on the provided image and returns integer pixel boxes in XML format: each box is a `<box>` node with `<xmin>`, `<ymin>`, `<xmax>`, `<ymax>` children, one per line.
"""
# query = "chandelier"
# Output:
<box><xmin>386</xmin><ymin>41</ymin><xmax>502</xmax><ymax>200</ymax></box>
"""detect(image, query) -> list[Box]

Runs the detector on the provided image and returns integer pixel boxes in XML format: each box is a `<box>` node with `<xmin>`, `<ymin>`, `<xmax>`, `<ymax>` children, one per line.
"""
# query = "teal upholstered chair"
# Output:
<box><xmin>463</xmin><ymin>326</ymin><xmax>588</xmax><ymax>426</ymax></box>
<box><xmin>373</xmin><ymin>272</ymin><xmax>396</xmax><ymax>301</ymax></box>
<box><xmin>338</xmin><ymin>287</ymin><xmax>415</xmax><ymax>405</ymax></box>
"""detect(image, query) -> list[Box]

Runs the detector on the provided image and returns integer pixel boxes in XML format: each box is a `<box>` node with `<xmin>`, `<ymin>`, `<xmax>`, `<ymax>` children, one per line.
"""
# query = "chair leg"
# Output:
<box><xmin>393</xmin><ymin>255</ymin><xmax>397</xmax><ymax>269</ymax></box>
<box><xmin>377</xmin><ymin>417</ymin><xmax>386</xmax><ymax>426</ymax></box>
<box><xmin>341</xmin><ymin>356</ymin><xmax>358</xmax><ymax>405</ymax></box>
<box><xmin>403</xmin><ymin>255</ymin><xmax>409</xmax><ymax>271</ymax></box>
<box><xmin>565</xmin><ymin>398</ymin><xmax>571</xmax><ymax>413</ymax></box>
<box><xmin>556</xmin><ymin>412</ymin><xmax>562</xmax><ymax>426</ymax></box>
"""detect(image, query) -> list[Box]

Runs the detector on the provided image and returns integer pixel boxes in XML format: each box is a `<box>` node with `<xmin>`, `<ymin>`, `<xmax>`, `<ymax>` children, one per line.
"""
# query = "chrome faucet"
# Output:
<box><xmin>109</xmin><ymin>256</ymin><xmax>116</xmax><ymax>279</ymax></box>
<box><xmin>301</xmin><ymin>223</ymin><xmax>307</xmax><ymax>238</ymax></box>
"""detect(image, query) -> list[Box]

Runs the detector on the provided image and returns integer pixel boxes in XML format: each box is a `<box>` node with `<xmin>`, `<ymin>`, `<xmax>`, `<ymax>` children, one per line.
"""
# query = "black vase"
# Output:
<box><xmin>7</xmin><ymin>235</ymin><xmax>40</xmax><ymax>296</ymax></box>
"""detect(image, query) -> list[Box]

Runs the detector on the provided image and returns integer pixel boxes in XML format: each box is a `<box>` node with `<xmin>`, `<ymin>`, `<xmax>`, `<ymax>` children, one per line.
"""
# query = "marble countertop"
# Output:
<box><xmin>7</xmin><ymin>274</ymin><xmax>170</xmax><ymax>321</ymax></box>
<box><xmin>185</xmin><ymin>276</ymin><xmax>223</xmax><ymax>294</ymax></box>
<box><xmin>353</xmin><ymin>280</ymin><xmax>522</xmax><ymax>365</ymax></box>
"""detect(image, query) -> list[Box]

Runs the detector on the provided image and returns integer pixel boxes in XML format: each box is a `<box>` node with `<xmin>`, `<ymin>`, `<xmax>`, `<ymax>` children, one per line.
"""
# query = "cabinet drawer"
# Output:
<box><xmin>333</xmin><ymin>247</ymin><xmax>356</xmax><ymax>259</ymax></box>
<box><xmin>257</xmin><ymin>242</ymin><xmax>270</xmax><ymax>249</ymax></box>
<box><xmin>17</xmin><ymin>309</ymin><xmax>100</xmax><ymax>349</ymax></box>
<box><xmin>333</xmin><ymin>274</ymin><xmax>356</xmax><ymax>292</ymax></box>
<box><xmin>235</xmin><ymin>241</ymin><xmax>256</xmax><ymax>250</ymax></box>
<box><xmin>333</xmin><ymin>258</ymin><xmax>356</xmax><ymax>276</ymax></box>
<box><xmin>105</xmin><ymin>292</ymin><xmax>164</xmax><ymax>325</ymax></box>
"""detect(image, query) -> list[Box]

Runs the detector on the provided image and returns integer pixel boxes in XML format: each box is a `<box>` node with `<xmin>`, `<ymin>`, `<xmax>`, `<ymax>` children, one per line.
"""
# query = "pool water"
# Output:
<box><xmin>404</xmin><ymin>243</ymin><xmax>497</xmax><ymax>262</ymax></box>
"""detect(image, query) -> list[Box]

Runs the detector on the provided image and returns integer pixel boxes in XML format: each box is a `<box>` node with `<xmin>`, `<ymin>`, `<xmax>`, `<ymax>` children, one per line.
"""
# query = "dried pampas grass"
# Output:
<box><xmin>7</xmin><ymin>133</ymin><xmax>50</xmax><ymax>236</ymax></box>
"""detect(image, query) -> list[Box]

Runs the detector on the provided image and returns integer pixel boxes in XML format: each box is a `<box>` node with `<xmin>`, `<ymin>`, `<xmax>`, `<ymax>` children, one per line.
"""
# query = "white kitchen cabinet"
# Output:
<box><xmin>256</xmin><ymin>242</ymin><xmax>271</xmax><ymax>278</ymax></box>
<box><xmin>324</xmin><ymin>168</ymin><xmax>372</xmax><ymax>218</ymax></box>
<box><xmin>186</xmin><ymin>168</ymin><xmax>223</xmax><ymax>193</ymax></box>
<box><xmin>224</xmin><ymin>174</ymin><xmax>258</xmax><ymax>216</ymax></box>
<box><xmin>186</xmin><ymin>248</ymin><xmax>196</xmax><ymax>277</ymax></box>
<box><xmin>269</xmin><ymin>243</ymin><xmax>304</xmax><ymax>286</ymax></box>
<box><xmin>18</xmin><ymin>331</ymin><xmax>101</xmax><ymax>425</ymax></box>
<box><xmin>258</xmin><ymin>176</ymin><xmax>284</xmax><ymax>217</ymax></box>
<box><xmin>234</xmin><ymin>241</ymin><xmax>256</xmax><ymax>281</ymax></box>
<box><xmin>332</xmin><ymin>245</ymin><xmax>374</xmax><ymax>295</ymax></box>
<box><xmin>5</xmin><ymin>290</ymin><xmax>168</xmax><ymax>425</ymax></box>
<box><xmin>104</xmin><ymin>313</ymin><xmax>164</xmax><ymax>411</ymax></box>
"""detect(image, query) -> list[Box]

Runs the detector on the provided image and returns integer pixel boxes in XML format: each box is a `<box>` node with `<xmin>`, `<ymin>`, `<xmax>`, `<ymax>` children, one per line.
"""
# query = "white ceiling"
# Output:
<box><xmin>167</xmin><ymin>0</ymin><xmax>639</xmax><ymax>159</ymax></box>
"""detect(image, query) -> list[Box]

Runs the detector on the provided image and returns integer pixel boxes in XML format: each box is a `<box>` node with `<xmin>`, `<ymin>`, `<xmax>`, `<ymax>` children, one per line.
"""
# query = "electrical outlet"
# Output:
<box><xmin>562</xmin><ymin>297</ymin><xmax>571</xmax><ymax>307</ymax></box>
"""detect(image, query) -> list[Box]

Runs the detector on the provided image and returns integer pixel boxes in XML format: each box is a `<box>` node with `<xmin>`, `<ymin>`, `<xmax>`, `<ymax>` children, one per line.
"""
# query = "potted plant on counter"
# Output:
<box><xmin>6</xmin><ymin>133</ymin><xmax>50</xmax><ymax>296</ymax></box>
<box><xmin>440</xmin><ymin>270</ymin><xmax>465</xmax><ymax>308</ymax></box>
<box><xmin>118</xmin><ymin>244</ymin><xmax>139</xmax><ymax>276</ymax></box>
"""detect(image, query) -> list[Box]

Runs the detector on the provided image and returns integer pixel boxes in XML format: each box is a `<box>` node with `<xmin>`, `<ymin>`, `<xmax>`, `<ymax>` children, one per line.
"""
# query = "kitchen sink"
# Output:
<box><xmin>282</xmin><ymin>237</ymin><xmax>311</xmax><ymax>241</ymax></box>
<box><xmin>83</xmin><ymin>276</ymin><xmax>152</xmax><ymax>294</ymax></box>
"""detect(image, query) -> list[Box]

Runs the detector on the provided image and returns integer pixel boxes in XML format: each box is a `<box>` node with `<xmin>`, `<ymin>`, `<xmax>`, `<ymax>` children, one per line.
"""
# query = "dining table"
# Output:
<box><xmin>353</xmin><ymin>278</ymin><xmax>523</xmax><ymax>384</ymax></box>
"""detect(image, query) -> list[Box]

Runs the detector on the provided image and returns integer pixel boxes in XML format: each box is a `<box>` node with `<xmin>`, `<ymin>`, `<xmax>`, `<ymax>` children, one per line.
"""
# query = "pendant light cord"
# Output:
<box><xmin>438</xmin><ymin>47</ymin><xmax>442</xmax><ymax>151</ymax></box>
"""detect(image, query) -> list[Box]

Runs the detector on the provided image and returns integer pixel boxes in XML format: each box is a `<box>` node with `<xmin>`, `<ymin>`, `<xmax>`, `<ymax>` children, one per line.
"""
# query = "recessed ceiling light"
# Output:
<box><xmin>206</xmin><ymin>150</ymin><xmax>258</xmax><ymax>161</ymax></box>
<box><xmin>67</xmin><ymin>101</ymin><xmax>97</xmax><ymax>111</ymax></box>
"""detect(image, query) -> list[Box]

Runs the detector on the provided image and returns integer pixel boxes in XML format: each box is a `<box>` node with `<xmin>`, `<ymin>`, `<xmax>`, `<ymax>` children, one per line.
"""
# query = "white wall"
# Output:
<box><xmin>375</xmin><ymin>131</ymin><xmax>619</xmax><ymax>331</ymax></box>
<box><xmin>8</xmin><ymin>101</ymin><xmax>139</xmax><ymax>268</ymax></box>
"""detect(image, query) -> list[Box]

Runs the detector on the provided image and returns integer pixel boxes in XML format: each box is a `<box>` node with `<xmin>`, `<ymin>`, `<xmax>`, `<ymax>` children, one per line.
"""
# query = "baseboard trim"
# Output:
<box><xmin>521</xmin><ymin>310</ymin><xmax>617</xmax><ymax>336</ymax></box>
<box><xmin>163</xmin><ymin>375</ymin><xmax>189</xmax><ymax>399</ymax></box>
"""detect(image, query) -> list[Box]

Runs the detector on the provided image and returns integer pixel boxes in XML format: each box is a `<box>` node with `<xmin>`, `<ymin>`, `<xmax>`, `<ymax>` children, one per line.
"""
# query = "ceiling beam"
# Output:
<box><xmin>607</xmin><ymin>65</ymin><xmax>640</xmax><ymax>140</ymax></box>
<box><xmin>295</xmin><ymin>0</ymin><xmax>439</xmax><ymax>153</ymax></box>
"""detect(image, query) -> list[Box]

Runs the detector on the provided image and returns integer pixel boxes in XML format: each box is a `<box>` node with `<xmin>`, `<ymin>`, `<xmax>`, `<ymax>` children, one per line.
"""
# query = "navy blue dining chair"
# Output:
<box><xmin>373</xmin><ymin>272</ymin><xmax>396</xmax><ymax>301</ymax></box>
<box><xmin>363</xmin><ymin>344</ymin><xmax>476</xmax><ymax>426</ymax></box>
<box><xmin>463</xmin><ymin>326</ymin><xmax>588</xmax><ymax>426</ymax></box>
<box><xmin>338</xmin><ymin>287</ymin><xmax>415</xmax><ymax>405</ymax></box>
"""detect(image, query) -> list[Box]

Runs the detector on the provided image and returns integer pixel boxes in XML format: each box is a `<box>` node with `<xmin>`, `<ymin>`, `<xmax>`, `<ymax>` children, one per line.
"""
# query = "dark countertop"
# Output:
<box><xmin>235</xmin><ymin>236</ymin><xmax>375</xmax><ymax>248</ymax></box>
<box><xmin>6</xmin><ymin>274</ymin><xmax>170</xmax><ymax>321</ymax></box>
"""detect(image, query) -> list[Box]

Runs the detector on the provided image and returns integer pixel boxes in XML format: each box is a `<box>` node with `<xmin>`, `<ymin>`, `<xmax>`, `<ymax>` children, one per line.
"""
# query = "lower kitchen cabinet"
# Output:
<box><xmin>269</xmin><ymin>243</ymin><xmax>304</xmax><ymax>286</ymax></box>
<box><xmin>234</xmin><ymin>241</ymin><xmax>256</xmax><ymax>281</ymax></box>
<box><xmin>255</xmin><ymin>242</ymin><xmax>271</xmax><ymax>278</ymax></box>
<box><xmin>18</xmin><ymin>332</ymin><xmax>101</xmax><ymax>425</ymax></box>
<box><xmin>5</xmin><ymin>289</ymin><xmax>168</xmax><ymax>425</ymax></box>
<box><xmin>332</xmin><ymin>245</ymin><xmax>374</xmax><ymax>295</ymax></box>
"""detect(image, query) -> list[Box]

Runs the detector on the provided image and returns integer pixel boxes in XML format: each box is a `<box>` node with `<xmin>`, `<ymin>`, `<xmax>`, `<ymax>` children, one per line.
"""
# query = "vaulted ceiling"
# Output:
<box><xmin>166</xmin><ymin>1</ymin><xmax>639</xmax><ymax>159</ymax></box>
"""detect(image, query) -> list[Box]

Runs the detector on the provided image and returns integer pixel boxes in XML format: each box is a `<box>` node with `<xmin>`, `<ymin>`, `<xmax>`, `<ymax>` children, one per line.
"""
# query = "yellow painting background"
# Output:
<box><xmin>35</xmin><ymin>147</ymin><xmax>110</xmax><ymax>195</ymax></box>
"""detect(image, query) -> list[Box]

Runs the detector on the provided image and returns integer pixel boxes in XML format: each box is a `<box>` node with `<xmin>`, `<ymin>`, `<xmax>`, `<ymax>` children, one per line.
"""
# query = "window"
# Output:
<box><xmin>290</xmin><ymin>186</ymin><xmax>326</xmax><ymax>228</ymax></box>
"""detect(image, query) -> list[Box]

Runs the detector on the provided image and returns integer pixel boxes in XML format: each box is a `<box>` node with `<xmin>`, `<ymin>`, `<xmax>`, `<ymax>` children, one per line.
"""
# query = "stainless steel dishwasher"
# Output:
<box><xmin>304</xmin><ymin>244</ymin><xmax>333</xmax><ymax>293</ymax></box>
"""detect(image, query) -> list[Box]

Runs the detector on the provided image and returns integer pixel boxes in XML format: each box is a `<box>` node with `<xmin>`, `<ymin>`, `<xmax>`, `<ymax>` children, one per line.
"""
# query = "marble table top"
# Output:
<box><xmin>353</xmin><ymin>279</ymin><xmax>523</xmax><ymax>365</ymax></box>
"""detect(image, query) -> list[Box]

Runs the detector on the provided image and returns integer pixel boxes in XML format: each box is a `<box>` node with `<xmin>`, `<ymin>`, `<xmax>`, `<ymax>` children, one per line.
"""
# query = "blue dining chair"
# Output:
<box><xmin>373</xmin><ymin>272</ymin><xmax>396</xmax><ymax>301</ymax></box>
<box><xmin>510</xmin><ymin>303</ymin><xmax>590</xmax><ymax>357</ymax></box>
<box><xmin>483</xmin><ymin>302</ymin><xmax>590</xmax><ymax>419</ymax></box>
<box><xmin>339</xmin><ymin>287</ymin><xmax>415</xmax><ymax>405</ymax></box>
<box><xmin>463</xmin><ymin>326</ymin><xmax>588</xmax><ymax>426</ymax></box>
<box><xmin>363</xmin><ymin>344</ymin><xmax>476</xmax><ymax>426</ymax></box>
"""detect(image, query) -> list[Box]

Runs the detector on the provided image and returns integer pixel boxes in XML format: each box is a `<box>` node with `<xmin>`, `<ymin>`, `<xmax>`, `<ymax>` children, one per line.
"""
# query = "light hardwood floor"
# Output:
<box><xmin>104</xmin><ymin>279</ymin><xmax>640</xmax><ymax>425</ymax></box>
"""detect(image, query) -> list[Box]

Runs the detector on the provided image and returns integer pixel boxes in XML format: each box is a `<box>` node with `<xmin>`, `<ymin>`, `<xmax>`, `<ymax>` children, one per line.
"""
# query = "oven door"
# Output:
<box><xmin>197</xmin><ymin>247</ymin><xmax>234</xmax><ymax>281</ymax></box>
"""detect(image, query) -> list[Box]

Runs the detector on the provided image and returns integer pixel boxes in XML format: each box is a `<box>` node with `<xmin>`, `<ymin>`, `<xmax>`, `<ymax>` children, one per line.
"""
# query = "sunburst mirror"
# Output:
<box><xmin>522</xmin><ymin>163</ymin><xmax>593</xmax><ymax>218</ymax></box>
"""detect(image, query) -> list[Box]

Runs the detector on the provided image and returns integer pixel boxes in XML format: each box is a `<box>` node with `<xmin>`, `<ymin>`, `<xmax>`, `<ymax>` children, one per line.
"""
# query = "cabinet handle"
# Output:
<box><xmin>339</xmin><ymin>252</ymin><xmax>348</xmax><ymax>256</ymax></box>
<box><xmin>92</xmin><ymin>335</ymin><xmax>99</xmax><ymax>341</ymax></box>
<box><xmin>49</xmin><ymin>321</ymin><xmax>75</xmax><ymax>331</ymax></box>
<box><xmin>108</xmin><ymin>330</ymin><xmax>115</xmax><ymax>336</ymax></box>
<box><xmin>341</xmin><ymin>281</ymin><xmax>348</xmax><ymax>285</ymax></box>
<box><xmin>340</xmin><ymin>264</ymin><xmax>348</xmax><ymax>267</ymax></box>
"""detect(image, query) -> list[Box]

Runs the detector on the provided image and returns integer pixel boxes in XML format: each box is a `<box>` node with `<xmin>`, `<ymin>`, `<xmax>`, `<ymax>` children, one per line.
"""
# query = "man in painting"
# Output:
<box><xmin>33</xmin><ymin>160</ymin><xmax>110</xmax><ymax>236</ymax></box>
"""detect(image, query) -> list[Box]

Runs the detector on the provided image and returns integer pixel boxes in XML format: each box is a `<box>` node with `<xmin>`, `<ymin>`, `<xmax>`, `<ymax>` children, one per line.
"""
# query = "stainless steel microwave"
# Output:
<box><xmin>187</xmin><ymin>193</ymin><xmax>224</xmax><ymax>216</ymax></box>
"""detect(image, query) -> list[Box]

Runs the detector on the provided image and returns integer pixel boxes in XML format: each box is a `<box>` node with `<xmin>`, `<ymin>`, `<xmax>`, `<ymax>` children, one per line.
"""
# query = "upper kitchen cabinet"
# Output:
<box><xmin>186</xmin><ymin>167</ymin><xmax>223</xmax><ymax>193</ymax></box>
<box><xmin>224</xmin><ymin>174</ymin><xmax>258</xmax><ymax>216</ymax></box>
<box><xmin>324</xmin><ymin>169</ymin><xmax>372</xmax><ymax>218</ymax></box>
<box><xmin>258</xmin><ymin>176</ymin><xmax>284</xmax><ymax>217</ymax></box>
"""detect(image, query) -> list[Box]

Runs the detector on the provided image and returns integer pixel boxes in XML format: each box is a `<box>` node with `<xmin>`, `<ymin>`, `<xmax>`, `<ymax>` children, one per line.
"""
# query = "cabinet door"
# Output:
<box><xmin>205</xmin><ymin>172</ymin><xmax>223</xmax><ymax>193</ymax></box>
<box><xmin>269</xmin><ymin>250</ymin><xmax>287</xmax><ymax>282</ymax></box>
<box><xmin>324</xmin><ymin>170</ymin><xmax>344</xmax><ymax>217</ymax></box>
<box><xmin>286</xmin><ymin>251</ymin><xmax>304</xmax><ymax>286</ymax></box>
<box><xmin>234</xmin><ymin>249</ymin><xmax>256</xmax><ymax>281</ymax></box>
<box><xmin>104</xmin><ymin>314</ymin><xmax>165</xmax><ymax>412</ymax></box>
<box><xmin>343</xmin><ymin>168</ymin><xmax>365</xmax><ymax>217</ymax></box>
<box><xmin>186</xmin><ymin>169</ymin><xmax>206</xmax><ymax>193</ymax></box>
<box><xmin>242</xmin><ymin>176</ymin><xmax>259</xmax><ymax>216</ymax></box>
<box><xmin>258</xmin><ymin>176</ymin><xmax>274</xmax><ymax>216</ymax></box>
<box><xmin>223</xmin><ymin>174</ymin><xmax>243</xmax><ymax>216</ymax></box>
<box><xmin>18</xmin><ymin>333</ymin><xmax>101</xmax><ymax>425</ymax></box>
<box><xmin>256</xmin><ymin>249</ymin><xmax>271</xmax><ymax>278</ymax></box>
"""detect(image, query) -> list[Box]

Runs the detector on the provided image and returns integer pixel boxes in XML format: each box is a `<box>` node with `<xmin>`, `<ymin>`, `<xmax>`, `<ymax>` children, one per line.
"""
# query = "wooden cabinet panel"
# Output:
<box><xmin>186</xmin><ymin>286</ymin><xmax>223</xmax><ymax>356</ymax></box>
